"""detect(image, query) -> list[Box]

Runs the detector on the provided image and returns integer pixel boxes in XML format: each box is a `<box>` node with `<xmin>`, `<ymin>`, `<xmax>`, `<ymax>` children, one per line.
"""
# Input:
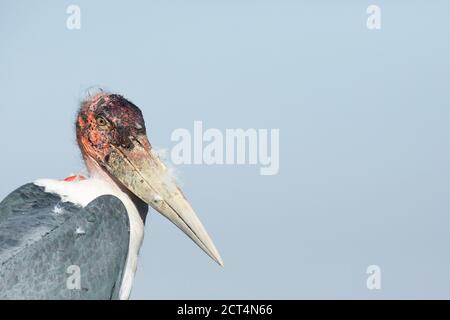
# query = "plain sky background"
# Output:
<box><xmin>1</xmin><ymin>0</ymin><xmax>450</xmax><ymax>299</ymax></box>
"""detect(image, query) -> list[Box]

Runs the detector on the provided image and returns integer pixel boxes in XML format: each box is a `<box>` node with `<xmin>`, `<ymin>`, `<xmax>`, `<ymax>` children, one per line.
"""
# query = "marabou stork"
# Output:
<box><xmin>0</xmin><ymin>92</ymin><xmax>223</xmax><ymax>299</ymax></box>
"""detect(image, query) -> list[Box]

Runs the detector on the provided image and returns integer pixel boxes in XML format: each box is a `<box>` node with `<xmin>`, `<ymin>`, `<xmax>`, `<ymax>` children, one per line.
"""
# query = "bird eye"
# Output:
<box><xmin>96</xmin><ymin>116</ymin><xmax>109</xmax><ymax>129</ymax></box>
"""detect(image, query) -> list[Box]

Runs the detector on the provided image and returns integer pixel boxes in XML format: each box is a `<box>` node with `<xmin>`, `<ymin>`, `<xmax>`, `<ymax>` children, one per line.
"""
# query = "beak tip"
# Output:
<box><xmin>211</xmin><ymin>250</ymin><xmax>224</xmax><ymax>267</ymax></box>
<box><xmin>207</xmin><ymin>243</ymin><xmax>224</xmax><ymax>267</ymax></box>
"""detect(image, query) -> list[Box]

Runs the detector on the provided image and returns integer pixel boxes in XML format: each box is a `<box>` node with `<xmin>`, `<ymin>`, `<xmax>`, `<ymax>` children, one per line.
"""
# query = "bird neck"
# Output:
<box><xmin>84</xmin><ymin>156</ymin><xmax>149</xmax><ymax>223</ymax></box>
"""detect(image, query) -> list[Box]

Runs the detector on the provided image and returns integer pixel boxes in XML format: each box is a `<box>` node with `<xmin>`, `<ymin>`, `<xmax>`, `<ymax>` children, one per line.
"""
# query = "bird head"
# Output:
<box><xmin>76</xmin><ymin>92</ymin><xmax>223</xmax><ymax>266</ymax></box>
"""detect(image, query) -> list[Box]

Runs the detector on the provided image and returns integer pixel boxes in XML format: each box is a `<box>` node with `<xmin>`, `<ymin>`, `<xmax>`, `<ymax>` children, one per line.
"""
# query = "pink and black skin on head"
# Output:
<box><xmin>76</xmin><ymin>94</ymin><xmax>151</xmax><ymax>222</ymax></box>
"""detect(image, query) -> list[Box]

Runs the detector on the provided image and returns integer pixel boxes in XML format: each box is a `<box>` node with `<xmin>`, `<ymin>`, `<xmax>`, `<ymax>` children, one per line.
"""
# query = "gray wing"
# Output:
<box><xmin>0</xmin><ymin>183</ymin><xmax>130</xmax><ymax>300</ymax></box>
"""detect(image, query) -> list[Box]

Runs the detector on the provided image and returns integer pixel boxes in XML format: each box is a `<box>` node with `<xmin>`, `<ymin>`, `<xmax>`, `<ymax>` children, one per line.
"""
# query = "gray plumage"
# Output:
<box><xmin>0</xmin><ymin>183</ymin><xmax>130</xmax><ymax>300</ymax></box>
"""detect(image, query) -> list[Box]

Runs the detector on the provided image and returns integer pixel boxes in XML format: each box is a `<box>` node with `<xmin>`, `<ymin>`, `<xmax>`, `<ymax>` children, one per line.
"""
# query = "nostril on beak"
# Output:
<box><xmin>120</xmin><ymin>138</ymin><xmax>134</xmax><ymax>149</ymax></box>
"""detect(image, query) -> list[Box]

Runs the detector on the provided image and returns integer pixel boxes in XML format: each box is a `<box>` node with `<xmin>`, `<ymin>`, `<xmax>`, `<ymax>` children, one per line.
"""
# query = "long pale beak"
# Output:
<box><xmin>102</xmin><ymin>135</ymin><xmax>223</xmax><ymax>266</ymax></box>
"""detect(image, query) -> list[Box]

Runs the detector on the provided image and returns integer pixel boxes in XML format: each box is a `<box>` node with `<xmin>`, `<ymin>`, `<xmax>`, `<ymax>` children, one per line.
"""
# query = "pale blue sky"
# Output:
<box><xmin>1</xmin><ymin>1</ymin><xmax>450</xmax><ymax>299</ymax></box>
